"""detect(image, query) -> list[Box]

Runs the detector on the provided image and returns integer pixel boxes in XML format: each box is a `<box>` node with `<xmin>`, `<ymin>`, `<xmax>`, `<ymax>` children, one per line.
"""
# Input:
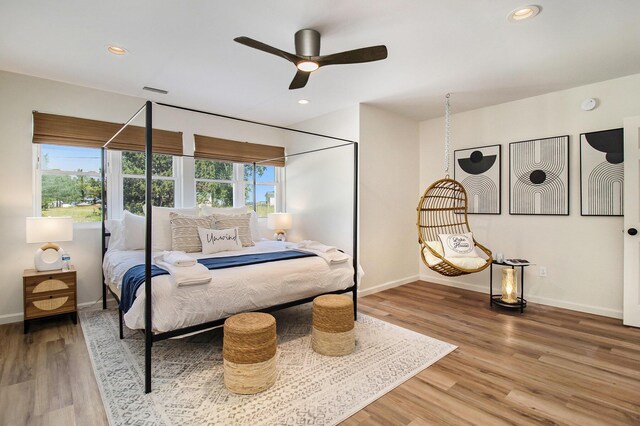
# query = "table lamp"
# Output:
<box><xmin>26</xmin><ymin>217</ymin><xmax>73</xmax><ymax>271</ymax></box>
<box><xmin>267</xmin><ymin>213</ymin><xmax>292</xmax><ymax>242</ymax></box>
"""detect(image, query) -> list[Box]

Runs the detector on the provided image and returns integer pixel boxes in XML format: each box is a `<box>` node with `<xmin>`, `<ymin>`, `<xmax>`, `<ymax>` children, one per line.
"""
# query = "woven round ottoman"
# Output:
<box><xmin>312</xmin><ymin>295</ymin><xmax>355</xmax><ymax>356</ymax></box>
<box><xmin>223</xmin><ymin>312</ymin><xmax>277</xmax><ymax>394</ymax></box>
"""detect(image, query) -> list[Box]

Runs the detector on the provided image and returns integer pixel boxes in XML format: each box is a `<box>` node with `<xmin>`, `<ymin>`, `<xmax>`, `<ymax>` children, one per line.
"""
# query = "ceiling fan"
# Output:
<box><xmin>234</xmin><ymin>29</ymin><xmax>388</xmax><ymax>90</ymax></box>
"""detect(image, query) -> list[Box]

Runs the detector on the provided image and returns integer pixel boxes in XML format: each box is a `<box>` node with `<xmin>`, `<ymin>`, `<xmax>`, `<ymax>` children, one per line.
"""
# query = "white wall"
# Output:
<box><xmin>359</xmin><ymin>105</ymin><xmax>420</xmax><ymax>294</ymax></box>
<box><xmin>0</xmin><ymin>70</ymin><xmax>289</xmax><ymax>323</ymax></box>
<box><xmin>285</xmin><ymin>106</ymin><xmax>359</xmax><ymax>254</ymax></box>
<box><xmin>419</xmin><ymin>73</ymin><xmax>640</xmax><ymax>318</ymax></box>
<box><xmin>288</xmin><ymin>105</ymin><xmax>421</xmax><ymax>295</ymax></box>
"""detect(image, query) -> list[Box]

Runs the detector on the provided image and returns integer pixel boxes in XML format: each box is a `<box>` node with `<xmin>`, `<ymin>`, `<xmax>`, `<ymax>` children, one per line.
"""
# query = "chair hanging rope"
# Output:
<box><xmin>417</xmin><ymin>93</ymin><xmax>492</xmax><ymax>277</ymax></box>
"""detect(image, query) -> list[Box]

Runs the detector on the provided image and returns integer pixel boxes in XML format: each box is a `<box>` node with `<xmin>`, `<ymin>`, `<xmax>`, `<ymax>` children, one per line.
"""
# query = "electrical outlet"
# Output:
<box><xmin>539</xmin><ymin>266</ymin><xmax>547</xmax><ymax>277</ymax></box>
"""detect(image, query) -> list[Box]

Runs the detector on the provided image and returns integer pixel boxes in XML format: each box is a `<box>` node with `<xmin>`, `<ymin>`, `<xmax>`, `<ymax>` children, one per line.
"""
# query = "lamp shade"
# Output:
<box><xmin>267</xmin><ymin>213</ymin><xmax>292</xmax><ymax>230</ymax></box>
<box><xmin>26</xmin><ymin>217</ymin><xmax>73</xmax><ymax>243</ymax></box>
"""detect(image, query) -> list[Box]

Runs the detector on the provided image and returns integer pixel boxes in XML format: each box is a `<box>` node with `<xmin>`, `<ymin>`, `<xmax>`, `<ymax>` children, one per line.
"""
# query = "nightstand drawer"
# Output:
<box><xmin>25</xmin><ymin>292</ymin><xmax>76</xmax><ymax>319</ymax></box>
<box><xmin>24</xmin><ymin>273</ymin><xmax>76</xmax><ymax>296</ymax></box>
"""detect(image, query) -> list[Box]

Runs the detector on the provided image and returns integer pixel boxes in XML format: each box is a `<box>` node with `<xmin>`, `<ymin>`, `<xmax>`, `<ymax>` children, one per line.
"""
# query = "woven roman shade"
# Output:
<box><xmin>32</xmin><ymin>112</ymin><xmax>183</xmax><ymax>155</ymax></box>
<box><xmin>194</xmin><ymin>134</ymin><xmax>285</xmax><ymax>167</ymax></box>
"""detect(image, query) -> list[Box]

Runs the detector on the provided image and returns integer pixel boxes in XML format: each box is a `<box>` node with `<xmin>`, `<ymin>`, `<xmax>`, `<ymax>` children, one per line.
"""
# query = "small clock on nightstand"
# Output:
<box><xmin>23</xmin><ymin>267</ymin><xmax>77</xmax><ymax>334</ymax></box>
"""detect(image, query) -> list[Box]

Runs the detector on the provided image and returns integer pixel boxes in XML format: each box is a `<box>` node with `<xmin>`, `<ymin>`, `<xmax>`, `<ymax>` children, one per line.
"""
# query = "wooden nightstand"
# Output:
<box><xmin>23</xmin><ymin>268</ymin><xmax>77</xmax><ymax>334</ymax></box>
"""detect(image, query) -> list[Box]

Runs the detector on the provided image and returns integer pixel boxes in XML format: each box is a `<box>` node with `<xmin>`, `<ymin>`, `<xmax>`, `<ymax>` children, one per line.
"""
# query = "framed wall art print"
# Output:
<box><xmin>509</xmin><ymin>135</ymin><xmax>569</xmax><ymax>215</ymax></box>
<box><xmin>580</xmin><ymin>128</ymin><xmax>623</xmax><ymax>216</ymax></box>
<box><xmin>454</xmin><ymin>144</ymin><xmax>501</xmax><ymax>214</ymax></box>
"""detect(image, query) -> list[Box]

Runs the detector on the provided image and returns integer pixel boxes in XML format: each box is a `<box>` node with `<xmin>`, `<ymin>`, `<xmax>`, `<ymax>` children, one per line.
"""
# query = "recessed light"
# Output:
<box><xmin>297</xmin><ymin>61</ymin><xmax>319</xmax><ymax>72</ymax></box>
<box><xmin>107</xmin><ymin>45</ymin><xmax>127</xmax><ymax>55</ymax></box>
<box><xmin>508</xmin><ymin>5</ymin><xmax>541</xmax><ymax>22</ymax></box>
<box><xmin>298</xmin><ymin>99</ymin><xmax>309</xmax><ymax>105</ymax></box>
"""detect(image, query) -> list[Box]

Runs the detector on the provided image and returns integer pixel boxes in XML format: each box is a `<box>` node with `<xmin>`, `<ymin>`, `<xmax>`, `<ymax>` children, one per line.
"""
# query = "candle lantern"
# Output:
<box><xmin>501</xmin><ymin>268</ymin><xmax>518</xmax><ymax>303</ymax></box>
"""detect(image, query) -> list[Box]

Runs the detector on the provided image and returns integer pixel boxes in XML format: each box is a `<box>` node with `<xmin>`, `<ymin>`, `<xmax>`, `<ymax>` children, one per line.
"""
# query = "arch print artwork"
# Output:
<box><xmin>580</xmin><ymin>128</ymin><xmax>623</xmax><ymax>216</ymax></box>
<box><xmin>509</xmin><ymin>136</ymin><xmax>569</xmax><ymax>215</ymax></box>
<box><xmin>454</xmin><ymin>144</ymin><xmax>501</xmax><ymax>214</ymax></box>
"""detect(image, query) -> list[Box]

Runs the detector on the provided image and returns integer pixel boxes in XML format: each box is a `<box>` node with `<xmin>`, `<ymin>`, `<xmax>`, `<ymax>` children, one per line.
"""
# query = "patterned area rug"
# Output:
<box><xmin>80</xmin><ymin>305</ymin><xmax>456</xmax><ymax>425</ymax></box>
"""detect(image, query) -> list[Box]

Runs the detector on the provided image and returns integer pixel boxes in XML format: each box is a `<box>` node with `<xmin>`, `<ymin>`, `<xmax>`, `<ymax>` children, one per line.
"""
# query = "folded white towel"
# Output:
<box><xmin>155</xmin><ymin>259</ymin><xmax>212</xmax><ymax>287</ymax></box>
<box><xmin>295</xmin><ymin>240</ymin><xmax>336</xmax><ymax>253</ymax></box>
<box><xmin>294</xmin><ymin>240</ymin><xmax>350</xmax><ymax>265</ymax></box>
<box><xmin>154</xmin><ymin>251</ymin><xmax>196</xmax><ymax>267</ymax></box>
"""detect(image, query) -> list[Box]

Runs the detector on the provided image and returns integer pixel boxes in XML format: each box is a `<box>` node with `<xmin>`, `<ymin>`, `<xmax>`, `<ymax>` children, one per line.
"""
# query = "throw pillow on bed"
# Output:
<box><xmin>200</xmin><ymin>206</ymin><xmax>261</xmax><ymax>242</ymax></box>
<box><xmin>437</xmin><ymin>232</ymin><xmax>478</xmax><ymax>258</ymax></box>
<box><xmin>212</xmin><ymin>213</ymin><xmax>255</xmax><ymax>247</ymax></box>
<box><xmin>170</xmin><ymin>213</ymin><xmax>214</xmax><ymax>253</ymax></box>
<box><xmin>152</xmin><ymin>206</ymin><xmax>198</xmax><ymax>251</ymax></box>
<box><xmin>198</xmin><ymin>227</ymin><xmax>243</xmax><ymax>254</ymax></box>
<box><xmin>122</xmin><ymin>211</ymin><xmax>146</xmax><ymax>250</ymax></box>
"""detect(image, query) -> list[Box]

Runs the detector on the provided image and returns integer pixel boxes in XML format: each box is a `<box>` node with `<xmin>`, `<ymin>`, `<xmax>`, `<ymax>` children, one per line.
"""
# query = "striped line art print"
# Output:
<box><xmin>509</xmin><ymin>136</ymin><xmax>569</xmax><ymax>215</ymax></box>
<box><xmin>580</xmin><ymin>128</ymin><xmax>623</xmax><ymax>216</ymax></box>
<box><xmin>454</xmin><ymin>145</ymin><xmax>501</xmax><ymax>214</ymax></box>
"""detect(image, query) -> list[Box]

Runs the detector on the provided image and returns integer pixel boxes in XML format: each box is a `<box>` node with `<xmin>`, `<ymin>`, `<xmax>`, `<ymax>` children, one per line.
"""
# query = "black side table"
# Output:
<box><xmin>489</xmin><ymin>261</ymin><xmax>528</xmax><ymax>313</ymax></box>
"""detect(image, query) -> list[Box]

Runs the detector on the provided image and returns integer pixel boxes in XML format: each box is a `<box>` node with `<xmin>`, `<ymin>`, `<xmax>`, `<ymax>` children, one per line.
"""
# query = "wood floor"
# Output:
<box><xmin>1</xmin><ymin>281</ymin><xmax>639</xmax><ymax>425</ymax></box>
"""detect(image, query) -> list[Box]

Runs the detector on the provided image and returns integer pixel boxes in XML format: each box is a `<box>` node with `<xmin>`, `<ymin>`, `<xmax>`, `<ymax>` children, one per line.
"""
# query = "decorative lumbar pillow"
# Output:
<box><xmin>170</xmin><ymin>213</ymin><xmax>214</xmax><ymax>253</ymax></box>
<box><xmin>122</xmin><ymin>211</ymin><xmax>146</xmax><ymax>250</ymax></box>
<box><xmin>212</xmin><ymin>213</ymin><xmax>255</xmax><ymax>247</ymax></box>
<box><xmin>437</xmin><ymin>232</ymin><xmax>479</xmax><ymax>258</ymax></box>
<box><xmin>198</xmin><ymin>227</ymin><xmax>242</xmax><ymax>255</ymax></box>
<box><xmin>152</xmin><ymin>206</ymin><xmax>198</xmax><ymax>251</ymax></box>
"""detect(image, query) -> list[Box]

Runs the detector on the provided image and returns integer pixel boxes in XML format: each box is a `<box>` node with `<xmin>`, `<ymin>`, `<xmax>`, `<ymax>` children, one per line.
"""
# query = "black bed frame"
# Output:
<box><xmin>100</xmin><ymin>101</ymin><xmax>359</xmax><ymax>393</ymax></box>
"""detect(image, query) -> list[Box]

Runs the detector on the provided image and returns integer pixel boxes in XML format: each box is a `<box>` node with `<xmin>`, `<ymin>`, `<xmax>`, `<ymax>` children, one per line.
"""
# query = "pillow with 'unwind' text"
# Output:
<box><xmin>198</xmin><ymin>227</ymin><xmax>242</xmax><ymax>254</ymax></box>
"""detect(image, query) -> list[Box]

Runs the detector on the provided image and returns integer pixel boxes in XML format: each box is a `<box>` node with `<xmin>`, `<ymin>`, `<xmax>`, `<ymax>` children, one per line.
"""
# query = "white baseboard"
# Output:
<box><xmin>0</xmin><ymin>301</ymin><xmax>99</xmax><ymax>325</ymax></box>
<box><xmin>359</xmin><ymin>275</ymin><xmax>419</xmax><ymax>297</ymax></box>
<box><xmin>419</xmin><ymin>274</ymin><xmax>623</xmax><ymax>319</ymax></box>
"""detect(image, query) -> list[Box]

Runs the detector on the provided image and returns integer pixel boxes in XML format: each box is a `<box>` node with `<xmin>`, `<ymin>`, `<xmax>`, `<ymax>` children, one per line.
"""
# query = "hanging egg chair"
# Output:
<box><xmin>417</xmin><ymin>94</ymin><xmax>492</xmax><ymax>277</ymax></box>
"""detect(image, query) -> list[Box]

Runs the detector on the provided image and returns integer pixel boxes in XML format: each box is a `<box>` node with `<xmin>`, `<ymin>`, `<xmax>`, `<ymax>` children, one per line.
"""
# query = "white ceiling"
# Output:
<box><xmin>1</xmin><ymin>1</ymin><xmax>639</xmax><ymax>126</ymax></box>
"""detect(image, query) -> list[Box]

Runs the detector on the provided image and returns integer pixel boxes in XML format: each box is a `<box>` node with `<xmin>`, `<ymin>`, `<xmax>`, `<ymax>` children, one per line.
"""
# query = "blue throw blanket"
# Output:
<box><xmin>120</xmin><ymin>250</ymin><xmax>316</xmax><ymax>313</ymax></box>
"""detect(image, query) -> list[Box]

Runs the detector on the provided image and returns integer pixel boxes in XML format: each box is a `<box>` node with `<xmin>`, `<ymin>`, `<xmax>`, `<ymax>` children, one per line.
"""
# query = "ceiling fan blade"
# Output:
<box><xmin>234</xmin><ymin>36</ymin><xmax>301</xmax><ymax>64</ymax></box>
<box><xmin>289</xmin><ymin>70</ymin><xmax>310</xmax><ymax>90</ymax></box>
<box><xmin>316</xmin><ymin>45</ymin><xmax>388</xmax><ymax>67</ymax></box>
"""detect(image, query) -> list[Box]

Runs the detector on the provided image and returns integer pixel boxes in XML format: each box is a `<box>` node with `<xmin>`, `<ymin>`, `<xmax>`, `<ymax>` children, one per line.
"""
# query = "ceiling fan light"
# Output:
<box><xmin>297</xmin><ymin>61</ymin><xmax>319</xmax><ymax>72</ymax></box>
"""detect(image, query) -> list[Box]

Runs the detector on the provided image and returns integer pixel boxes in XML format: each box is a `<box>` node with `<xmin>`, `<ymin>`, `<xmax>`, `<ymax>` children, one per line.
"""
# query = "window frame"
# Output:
<box><xmin>109</xmin><ymin>150</ymin><xmax>183</xmax><ymax>219</ymax></box>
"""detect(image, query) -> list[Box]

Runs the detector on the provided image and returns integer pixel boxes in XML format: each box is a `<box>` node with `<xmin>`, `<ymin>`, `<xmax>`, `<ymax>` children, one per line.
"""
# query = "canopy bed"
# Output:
<box><xmin>90</xmin><ymin>101</ymin><xmax>358</xmax><ymax>393</ymax></box>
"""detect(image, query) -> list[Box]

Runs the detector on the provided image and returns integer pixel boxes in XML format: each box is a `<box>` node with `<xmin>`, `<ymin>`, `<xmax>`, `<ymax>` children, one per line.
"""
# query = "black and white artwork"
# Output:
<box><xmin>509</xmin><ymin>135</ymin><xmax>569</xmax><ymax>215</ymax></box>
<box><xmin>454</xmin><ymin>144</ymin><xmax>501</xmax><ymax>214</ymax></box>
<box><xmin>580</xmin><ymin>128</ymin><xmax>623</xmax><ymax>216</ymax></box>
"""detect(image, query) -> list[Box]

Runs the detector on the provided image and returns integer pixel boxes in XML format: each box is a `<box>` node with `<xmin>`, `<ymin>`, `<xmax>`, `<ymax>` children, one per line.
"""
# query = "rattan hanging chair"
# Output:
<box><xmin>417</xmin><ymin>94</ymin><xmax>492</xmax><ymax>277</ymax></box>
<box><xmin>417</xmin><ymin>177</ymin><xmax>492</xmax><ymax>276</ymax></box>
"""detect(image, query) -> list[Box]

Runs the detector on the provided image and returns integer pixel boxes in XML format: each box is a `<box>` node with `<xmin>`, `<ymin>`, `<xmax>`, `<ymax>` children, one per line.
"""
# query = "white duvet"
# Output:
<box><xmin>103</xmin><ymin>241</ymin><xmax>356</xmax><ymax>333</ymax></box>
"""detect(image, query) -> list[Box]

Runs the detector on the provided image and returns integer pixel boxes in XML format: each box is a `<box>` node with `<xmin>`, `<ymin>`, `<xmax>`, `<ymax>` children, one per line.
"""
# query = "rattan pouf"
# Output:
<box><xmin>312</xmin><ymin>295</ymin><xmax>355</xmax><ymax>356</ymax></box>
<box><xmin>223</xmin><ymin>312</ymin><xmax>277</xmax><ymax>394</ymax></box>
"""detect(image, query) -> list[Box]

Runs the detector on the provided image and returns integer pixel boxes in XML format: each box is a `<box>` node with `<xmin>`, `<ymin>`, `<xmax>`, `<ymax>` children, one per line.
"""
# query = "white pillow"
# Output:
<box><xmin>122</xmin><ymin>211</ymin><xmax>146</xmax><ymax>250</ymax></box>
<box><xmin>104</xmin><ymin>219</ymin><xmax>124</xmax><ymax>251</ymax></box>
<box><xmin>438</xmin><ymin>232</ymin><xmax>478</xmax><ymax>258</ymax></box>
<box><xmin>152</xmin><ymin>206</ymin><xmax>197</xmax><ymax>251</ymax></box>
<box><xmin>200</xmin><ymin>205</ymin><xmax>260</xmax><ymax>242</ymax></box>
<box><xmin>198</xmin><ymin>227</ymin><xmax>242</xmax><ymax>254</ymax></box>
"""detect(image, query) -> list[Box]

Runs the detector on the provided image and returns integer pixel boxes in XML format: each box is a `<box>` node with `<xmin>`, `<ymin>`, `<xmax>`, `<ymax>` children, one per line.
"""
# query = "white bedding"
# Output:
<box><xmin>103</xmin><ymin>241</ymin><xmax>355</xmax><ymax>333</ymax></box>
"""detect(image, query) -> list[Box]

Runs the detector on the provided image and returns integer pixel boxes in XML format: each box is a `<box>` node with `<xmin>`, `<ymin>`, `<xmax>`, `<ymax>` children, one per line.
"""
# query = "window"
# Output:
<box><xmin>35</xmin><ymin>145</ymin><xmax>102</xmax><ymax>223</ymax></box>
<box><xmin>195</xmin><ymin>159</ymin><xmax>234</xmax><ymax>207</ymax></box>
<box><xmin>121</xmin><ymin>151</ymin><xmax>176</xmax><ymax>215</ymax></box>
<box><xmin>195</xmin><ymin>160</ymin><xmax>279</xmax><ymax>217</ymax></box>
<box><xmin>244</xmin><ymin>164</ymin><xmax>276</xmax><ymax>218</ymax></box>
